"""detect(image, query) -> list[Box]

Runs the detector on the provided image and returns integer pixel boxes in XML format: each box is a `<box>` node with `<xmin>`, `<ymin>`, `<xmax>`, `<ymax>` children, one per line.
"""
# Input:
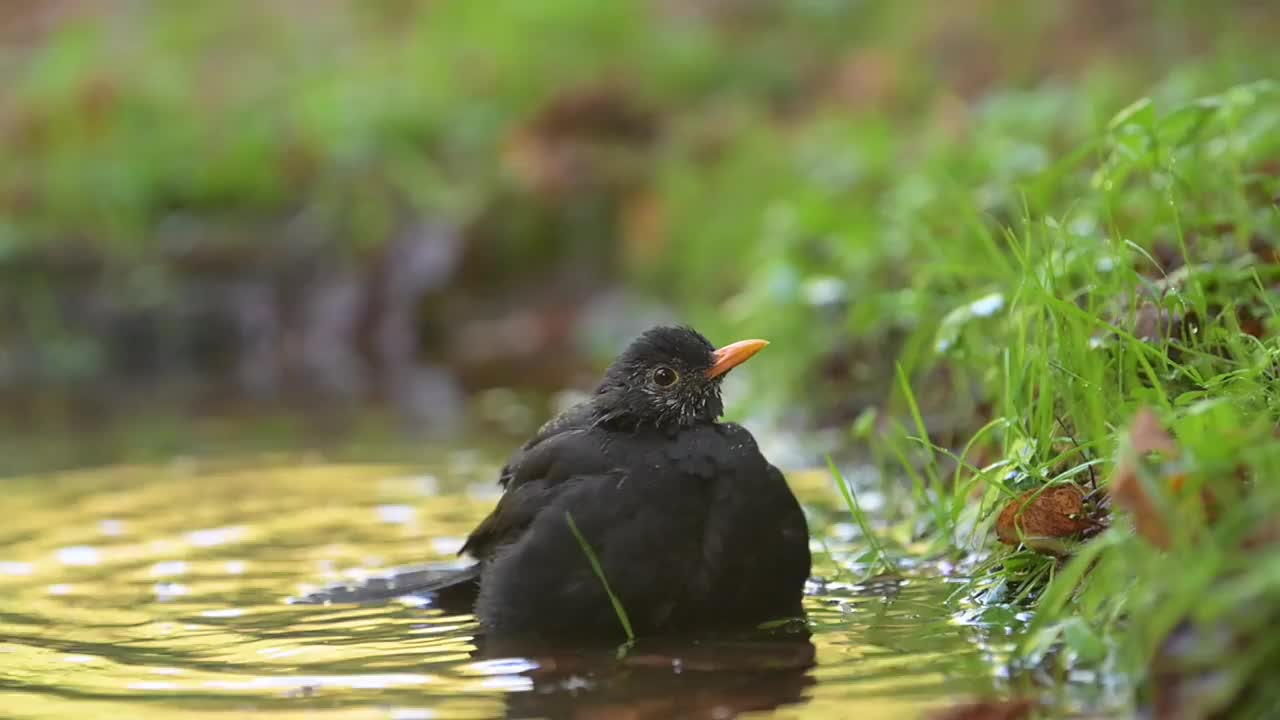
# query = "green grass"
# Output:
<box><xmin>3</xmin><ymin>6</ymin><xmax>1275</xmax><ymax>267</ymax></box>
<box><xmin>806</xmin><ymin>81</ymin><xmax>1280</xmax><ymax>716</ymax></box>
<box><xmin>565</xmin><ymin>510</ymin><xmax>636</xmax><ymax>646</ymax></box>
<box><xmin>6</xmin><ymin>2</ymin><xmax>1280</xmax><ymax>385</ymax></box>
<box><xmin>826</xmin><ymin>454</ymin><xmax>895</xmax><ymax>576</ymax></box>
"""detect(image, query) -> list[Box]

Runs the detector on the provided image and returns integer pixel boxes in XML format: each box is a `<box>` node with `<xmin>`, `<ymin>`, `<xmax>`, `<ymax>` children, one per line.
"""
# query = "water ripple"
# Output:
<box><xmin>0</xmin><ymin>461</ymin><xmax>1038</xmax><ymax>719</ymax></box>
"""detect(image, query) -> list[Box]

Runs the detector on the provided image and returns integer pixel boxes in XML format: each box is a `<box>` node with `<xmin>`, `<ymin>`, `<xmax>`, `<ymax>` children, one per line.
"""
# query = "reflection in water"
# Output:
<box><xmin>0</xmin><ymin>461</ymin><xmax>1037</xmax><ymax>719</ymax></box>
<box><xmin>472</xmin><ymin>625</ymin><xmax>816</xmax><ymax>719</ymax></box>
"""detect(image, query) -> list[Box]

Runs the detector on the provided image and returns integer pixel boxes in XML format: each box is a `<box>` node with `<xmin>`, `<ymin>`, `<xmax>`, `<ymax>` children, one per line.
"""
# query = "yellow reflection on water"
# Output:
<box><xmin>0</xmin><ymin>461</ymin><xmax>1005</xmax><ymax>719</ymax></box>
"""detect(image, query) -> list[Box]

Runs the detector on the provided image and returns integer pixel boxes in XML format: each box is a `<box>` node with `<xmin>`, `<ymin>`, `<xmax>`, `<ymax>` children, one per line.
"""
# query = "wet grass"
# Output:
<box><xmin>821</xmin><ymin>82</ymin><xmax>1280</xmax><ymax>715</ymax></box>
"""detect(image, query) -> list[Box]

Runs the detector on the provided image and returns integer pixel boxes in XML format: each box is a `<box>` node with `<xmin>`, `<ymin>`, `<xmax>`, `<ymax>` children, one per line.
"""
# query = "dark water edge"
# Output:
<box><xmin>0</xmin><ymin>369</ymin><xmax>830</xmax><ymax>479</ymax></box>
<box><xmin>0</xmin><ymin>384</ymin><xmax>532</xmax><ymax>478</ymax></box>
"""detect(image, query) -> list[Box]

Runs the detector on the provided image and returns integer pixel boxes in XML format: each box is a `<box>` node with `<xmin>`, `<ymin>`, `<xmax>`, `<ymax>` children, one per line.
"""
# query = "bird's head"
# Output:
<box><xmin>593</xmin><ymin>325</ymin><xmax>768</xmax><ymax>429</ymax></box>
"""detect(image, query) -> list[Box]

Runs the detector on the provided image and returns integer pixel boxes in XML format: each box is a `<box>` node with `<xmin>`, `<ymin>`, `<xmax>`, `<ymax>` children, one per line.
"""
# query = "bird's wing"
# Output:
<box><xmin>463</xmin><ymin>427</ymin><xmax>615</xmax><ymax>559</ymax></box>
<box><xmin>289</xmin><ymin>563</ymin><xmax>481</xmax><ymax>612</ymax></box>
<box><xmin>460</xmin><ymin>476</ymin><xmax>581</xmax><ymax>560</ymax></box>
<box><xmin>497</xmin><ymin>401</ymin><xmax>596</xmax><ymax>488</ymax></box>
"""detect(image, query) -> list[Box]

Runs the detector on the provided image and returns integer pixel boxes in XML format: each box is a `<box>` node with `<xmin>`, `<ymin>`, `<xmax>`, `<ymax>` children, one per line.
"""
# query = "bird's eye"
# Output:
<box><xmin>652</xmin><ymin>366</ymin><xmax>679</xmax><ymax>388</ymax></box>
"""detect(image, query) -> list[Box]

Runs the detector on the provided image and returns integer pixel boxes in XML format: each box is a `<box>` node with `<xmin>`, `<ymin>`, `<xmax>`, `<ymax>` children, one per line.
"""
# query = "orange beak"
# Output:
<box><xmin>706</xmin><ymin>339</ymin><xmax>769</xmax><ymax>379</ymax></box>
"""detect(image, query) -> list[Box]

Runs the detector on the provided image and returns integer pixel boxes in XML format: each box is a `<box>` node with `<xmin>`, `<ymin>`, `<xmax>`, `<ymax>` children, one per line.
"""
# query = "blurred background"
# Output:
<box><xmin>3</xmin><ymin>0</ymin><xmax>1278</xmax><ymax>474</ymax></box>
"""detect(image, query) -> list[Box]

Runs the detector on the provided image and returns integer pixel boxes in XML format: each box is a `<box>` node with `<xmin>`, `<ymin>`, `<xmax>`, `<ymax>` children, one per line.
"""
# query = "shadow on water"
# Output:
<box><xmin>473</xmin><ymin>628</ymin><xmax>817</xmax><ymax>719</ymax></box>
<box><xmin>0</xmin><ymin>458</ymin><xmax>1033</xmax><ymax>719</ymax></box>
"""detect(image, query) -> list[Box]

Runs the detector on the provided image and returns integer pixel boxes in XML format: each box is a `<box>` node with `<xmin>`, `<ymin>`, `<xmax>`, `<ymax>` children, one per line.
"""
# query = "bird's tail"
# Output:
<box><xmin>287</xmin><ymin>563</ymin><xmax>481</xmax><ymax>613</ymax></box>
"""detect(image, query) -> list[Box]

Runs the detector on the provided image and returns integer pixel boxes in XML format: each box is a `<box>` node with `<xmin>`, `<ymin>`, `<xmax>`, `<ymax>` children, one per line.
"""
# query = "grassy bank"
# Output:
<box><xmin>802</xmin><ymin>82</ymin><xmax>1280</xmax><ymax>716</ymax></box>
<box><xmin>642</xmin><ymin>31</ymin><xmax>1280</xmax><ymax>711</ymax></box>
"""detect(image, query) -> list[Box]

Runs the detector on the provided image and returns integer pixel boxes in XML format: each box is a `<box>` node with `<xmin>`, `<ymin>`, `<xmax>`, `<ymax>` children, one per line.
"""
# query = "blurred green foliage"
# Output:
<box><xmin>2</xmin><ymin>1</ymin><xmax>1272</xmax><ymax>267</ymax></box>
<box><xmin>0</xmin><ymin>0</ymin><xmax>881</xmax><ymax>258</ymax></box>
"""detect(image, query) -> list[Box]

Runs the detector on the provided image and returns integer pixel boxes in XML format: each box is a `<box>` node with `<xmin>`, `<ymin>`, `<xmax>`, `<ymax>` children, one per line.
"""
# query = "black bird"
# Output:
<box><xmin>297</xmin><ymin>326</ymin><xmax>811</xmax><ymax>640</ymax></box>
<box><xmin>459</xmin><ymin>325</ymin><xmax>811</xmax><ymax>640</ymax></box>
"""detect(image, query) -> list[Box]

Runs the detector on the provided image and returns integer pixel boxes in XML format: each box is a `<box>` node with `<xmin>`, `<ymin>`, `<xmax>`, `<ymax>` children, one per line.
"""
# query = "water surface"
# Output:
<box><xmin>1</xmin><ymin>456</ymin><xmax>1026</xmax><ymax>718</ymax></box>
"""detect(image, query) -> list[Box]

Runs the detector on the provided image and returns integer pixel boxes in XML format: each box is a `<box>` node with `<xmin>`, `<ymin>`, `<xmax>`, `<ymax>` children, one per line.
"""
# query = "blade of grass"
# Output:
<box><xmin>826</xmin><ymin>455</ymin><xmax>895</xmax><ymax>576</ymax></box>
<box><xmin>565</xmin><ymin>510</ymin><xmax>635</xmax><ymax>645</ymax></box>
<box><xmin>894</xmin><ymin>363</ymin><xmax>955</xmax><ymax>536</ymax></box>
<box><xmin>883</xmin><ymin>428</ymin><xmax>951</xmax><ymax>541</ymax></box>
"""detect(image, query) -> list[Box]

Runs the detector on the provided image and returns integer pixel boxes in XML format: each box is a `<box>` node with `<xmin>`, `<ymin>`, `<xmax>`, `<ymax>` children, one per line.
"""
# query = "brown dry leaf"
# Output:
<box><xmin>995</xmin><ymin>484</ymin><xmax>1097</xmax><ymax>547</ymax></box>
<box><xmin>1110</xmin><ymin>408</ymin><xmax>1180</xmax><ymax>549</ymax></box>
<box><xmin>1128</xmin><ymin>407</ymin><xmax>1181</xmax><ymax>456</ymax></box>
<box><xmin>1236</xmin><ymin>305</ymin><xmax>1268</xmax><ymax>338</ymax></box>
<box><xmin>925</xmin><ymin>698</ymin><xmax>1034</xmax><ymax>720</ymax></box>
